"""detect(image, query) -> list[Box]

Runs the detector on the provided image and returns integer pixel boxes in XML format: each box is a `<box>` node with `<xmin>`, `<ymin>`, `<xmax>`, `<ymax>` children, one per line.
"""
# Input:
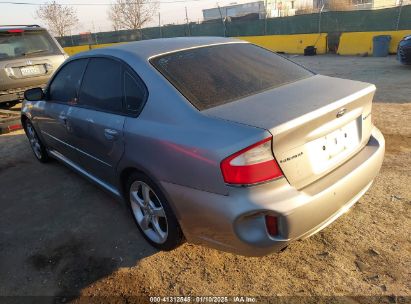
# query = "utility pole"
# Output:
<box><xmin>70</xmin><ymin>29</ymin><xmax>74</xmax><ymax>47</ymax></box>
<box><xmin>92</xmin><ymin>21</ymin><xmax>98</xmax><ymax>44</ymax></box>
<box><xmin>217</xmin><ymin>3</ymin><xmax>226</xmax><ymax>37</ymax></box>
<box><xmin>158</xmin><ymin>12</ymin><xmax>162</xmax><ymax>38</ymax></box>
<box><xmin>396</xmin><ymin>0</ymin><xmax>404</xmax><ymax>30</ymax></box>
<box><xmin>264</xmin><ymin>0</ymin><xmax>268</xmax><ymax>35</ymax></box>
<box><xmin>185</xmin><ymin>6</ymin><xmax>191</xmax><ymax>36</ymax></box>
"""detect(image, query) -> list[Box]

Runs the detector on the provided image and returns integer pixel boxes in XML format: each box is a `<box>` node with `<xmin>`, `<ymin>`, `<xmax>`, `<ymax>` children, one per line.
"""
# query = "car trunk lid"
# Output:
<box><xmin>204</xmin><ymin>75</ymin><xmax>375</xmax><ymax>189</ymax></box>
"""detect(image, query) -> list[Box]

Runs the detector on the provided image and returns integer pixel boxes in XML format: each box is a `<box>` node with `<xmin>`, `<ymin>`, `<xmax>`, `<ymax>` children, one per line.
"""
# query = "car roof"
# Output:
<box><xmin>74</xmin><ymin>37</ymin><xmax>248</xmax><ymax>61</ymax></box>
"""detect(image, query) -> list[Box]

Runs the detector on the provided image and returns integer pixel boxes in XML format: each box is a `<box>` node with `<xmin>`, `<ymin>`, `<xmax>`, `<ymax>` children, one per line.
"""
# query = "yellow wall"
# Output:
<box><xmin>63</xmin><ymin>42</ymin><xmax>125</xmax><ymax>56</ymax></box>
<box><xmin>238</xmin><ymin>33</ymin><xmax>328</xmax><ymax>54</ymax></box>
<box><xmin>63</xmin><ymin>34</ymin><xmax>327</xmax><ymax>56</ymax></box>
<box><xmin>63</xmin><ymin>30</ymin><xmax>410</xmax><ymax>57</ymax></box>
<box><xmin>338</xmin><ymin>30</ymin><xmax>411</xmax><ymax>55</ymax></box>
<box><xmin>64</xmin><ymin>45</ymin><xmax>91</xmax><ymax>56</ymax></box>
<box><xmin>90</xmin><ymin>42</ymin><xmax>125</xmax><ymax>49</ymax></box>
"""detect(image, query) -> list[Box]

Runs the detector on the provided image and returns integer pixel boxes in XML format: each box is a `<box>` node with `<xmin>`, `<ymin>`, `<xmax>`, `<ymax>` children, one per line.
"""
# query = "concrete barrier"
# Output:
<box><xmin>238</xmin><ymin>33</ymin><xmax>328</xmax><ymax>54</ymax></box>
<box><xmin>337</xmin><ymin>30</ymin><xmax>411</xmax><ymax>55</ymax></box>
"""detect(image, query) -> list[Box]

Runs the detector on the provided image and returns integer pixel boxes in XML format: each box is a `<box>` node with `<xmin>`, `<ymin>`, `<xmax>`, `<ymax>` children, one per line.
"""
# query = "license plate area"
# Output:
<box><xmin>306</xmin><ymin>118</ymin><xmax>361</xmax><ymax>174</ymax></box>
<box><xmin>20</xmin><ymin>65</ymin><xmax>45</xmax><ymax>77</ymax></box>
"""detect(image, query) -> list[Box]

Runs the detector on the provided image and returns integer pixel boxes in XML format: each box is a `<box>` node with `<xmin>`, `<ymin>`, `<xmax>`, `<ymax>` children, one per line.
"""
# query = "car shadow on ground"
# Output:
<box><xmin>0</xmin><ymin>131</ymin><xmax>157</xmax><ymax>301</ymax></box>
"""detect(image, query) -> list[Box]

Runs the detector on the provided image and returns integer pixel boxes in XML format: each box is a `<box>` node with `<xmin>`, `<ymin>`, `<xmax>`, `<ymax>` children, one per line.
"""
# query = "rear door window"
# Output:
<box><xmin>124</xmin><ymin>71</ymin><xmax>147</xmax><ymax>115</ymax></box>
<box><xmin>78</xmin><ymin>57</ymin><xmax>123</xmax><ymax>114</ymax></box>
<box><xmin>150</xmin><ymin>43</ymin><xmax>313</xmax><ymax>110</ymax></box>
<box><xmin>48</xmin><ymin>59</ymin><xmax>88</xmax><ymax>103</ymax></box>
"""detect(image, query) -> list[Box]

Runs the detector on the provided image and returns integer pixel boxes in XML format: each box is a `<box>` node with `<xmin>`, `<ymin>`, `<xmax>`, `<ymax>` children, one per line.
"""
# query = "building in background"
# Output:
<box><xmin>268</xmin><ymin>0</ymin><xmax>309</xmax><ymax>17</ymax></box>
<box><xmin>202</xmin><ymin>0</ymin><xmax>410</xmax><ymax>21</ymax></box>
<box><xmin>202</xmin><ymin>1</ymin><xmax>266</xmax><ymax>21</ymax></box>
<box><xmin>267</xmin><ymin>0</ymin><xmax>410</xmax><ymax>17</ymax></box>
<box><xmin>316</xmin><ymin>0</ymin><xmax>410</xmax><ymax>11</ymax></box>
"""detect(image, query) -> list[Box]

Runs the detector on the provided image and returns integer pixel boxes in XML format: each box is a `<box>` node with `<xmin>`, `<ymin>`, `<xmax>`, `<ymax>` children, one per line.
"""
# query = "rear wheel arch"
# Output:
<box><xmin>119</xmin><ymin>166</ymin><xmax>167</xmax><ymax>198</ymax></box>
<box><xmin>124</xmin><ymin>169</ymin><xmax>185</xmax><ymax>250</ymax></box>
<box><xmin>120</xmin><ymin>167</ymin><xmax>146</xmax><ymax>198</ymax></box>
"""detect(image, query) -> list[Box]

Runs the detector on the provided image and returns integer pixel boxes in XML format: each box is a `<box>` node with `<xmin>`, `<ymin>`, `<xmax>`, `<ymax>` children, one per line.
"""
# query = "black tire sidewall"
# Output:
<box><xmin>126</xmin><ymin>172</ymin><xmax>184</xmax><ymax>251</ymax></box>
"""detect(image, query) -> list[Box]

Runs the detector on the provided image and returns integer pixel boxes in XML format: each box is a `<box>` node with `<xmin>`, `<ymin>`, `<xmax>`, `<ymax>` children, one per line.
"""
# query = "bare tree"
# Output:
<box><xmin>36</xmin><ymin>1</ymin><xmax>79</xmax><ymax>37</ymax></box>
<box><xmin>327</xmin><ymin>0</ymin><xmax>352</xmax><ymax>11</ymax></box>
<box><xmin>108</xmin><ymin>0</ymin><xmax>159</xmax><ymax>31</ymax></box>
<box><xmin>108</xmin><ymin>3</ymin><xmax>123</xmax><ymax>31</ymax></box>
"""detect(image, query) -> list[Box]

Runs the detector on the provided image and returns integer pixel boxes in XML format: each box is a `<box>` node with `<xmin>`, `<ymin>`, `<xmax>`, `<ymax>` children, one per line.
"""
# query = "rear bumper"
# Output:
<box><xmin>163</xmin><ymin>127</ymin><xmax>385</xmax><ymax>256</ymax></box>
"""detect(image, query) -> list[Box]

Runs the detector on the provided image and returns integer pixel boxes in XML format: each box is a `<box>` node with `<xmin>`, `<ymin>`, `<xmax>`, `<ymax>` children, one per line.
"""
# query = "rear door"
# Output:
<box><xmin>36</xmin><ymin>58</ymin><xmax>88</xmax><ymax>162</ymax></box>
<box><xmin>67</xmin><ymin>57</ymin><xmax>127</xmax><ymax>186</ymax></box>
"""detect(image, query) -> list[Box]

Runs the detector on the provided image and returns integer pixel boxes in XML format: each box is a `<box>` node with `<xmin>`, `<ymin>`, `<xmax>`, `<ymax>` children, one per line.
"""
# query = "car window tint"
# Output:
<box><xmin>49</xmin><ymin>59</ymin><xmax>87</xmax><ymax>103</ymax></box>
<box><xmin>150</xmin><ymin>43</ymin><xmax>313</xmax><ymax>110</ymax></box>
<box><xmin>124</xmin><ymin>72</ymin><xmax>146</xmax><ymax>114</ymax></box>
<box><xmin>79</xmin><ymin>57</ymin><xmax>123</xmax><ymax>113</ymax></box>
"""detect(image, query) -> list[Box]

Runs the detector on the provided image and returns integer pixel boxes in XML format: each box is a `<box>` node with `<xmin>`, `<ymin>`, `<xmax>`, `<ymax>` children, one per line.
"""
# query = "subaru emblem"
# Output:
<box><xmin>336</xmin><ymin>108</ymin><xmax>347</xmax><ymax>118</ymax></box>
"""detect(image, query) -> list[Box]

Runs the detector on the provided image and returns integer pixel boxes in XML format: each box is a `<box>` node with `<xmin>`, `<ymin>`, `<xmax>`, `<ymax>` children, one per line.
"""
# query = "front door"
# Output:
<box><xmin>36</xmin><ymin>58</ymin><xmax>88</xmax><ymax>162</ymax></box>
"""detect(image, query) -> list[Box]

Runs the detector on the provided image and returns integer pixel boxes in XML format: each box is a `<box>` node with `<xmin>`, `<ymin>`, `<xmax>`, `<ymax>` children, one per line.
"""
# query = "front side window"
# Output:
<box><xmin>150</xmin><ymin>43</ymin><xmax>313</xmax><ymax>110</ymax></box>
<box><xmin>49</xmin><ymin>59</ymin><xmax>88</xmax><ymax>103</ymax></box>
<box><xmin>79</xmin><ymin>57</ymin><xmax>123</xmax><ymax>113</ymax></box>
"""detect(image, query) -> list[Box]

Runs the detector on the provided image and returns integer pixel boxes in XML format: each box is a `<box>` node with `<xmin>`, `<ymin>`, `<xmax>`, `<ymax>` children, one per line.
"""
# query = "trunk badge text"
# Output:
<box><xmin>336</xmin><ymin>108</ymin><xmax>347</xmax><ymax>118</ymax></box>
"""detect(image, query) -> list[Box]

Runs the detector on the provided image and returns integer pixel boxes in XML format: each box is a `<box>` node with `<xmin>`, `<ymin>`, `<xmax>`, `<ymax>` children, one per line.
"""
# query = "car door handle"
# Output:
<box><xmin>104</xmin><ymin>128</ymin><xmax>119</xmax><ymax>140</ymax></box>
<box><xmin>58</xmin><ymin>114</ymin><xmax>67</xmax><ymax>124</ymax></box>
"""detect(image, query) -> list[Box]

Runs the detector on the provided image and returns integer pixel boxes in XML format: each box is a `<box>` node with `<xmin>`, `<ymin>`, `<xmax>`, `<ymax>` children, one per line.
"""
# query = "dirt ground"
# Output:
<box><xmin>0</xmin><ymin>55</ymin><xmax>410</xmax><ymax>303</ymax></box>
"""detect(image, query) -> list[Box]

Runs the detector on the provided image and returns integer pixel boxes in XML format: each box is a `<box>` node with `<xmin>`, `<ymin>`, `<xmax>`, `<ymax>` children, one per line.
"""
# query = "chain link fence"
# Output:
<box><xmin>57</xmin><ymin>4</ymin><xmax>411</xmax><ymax>48</ymax></box>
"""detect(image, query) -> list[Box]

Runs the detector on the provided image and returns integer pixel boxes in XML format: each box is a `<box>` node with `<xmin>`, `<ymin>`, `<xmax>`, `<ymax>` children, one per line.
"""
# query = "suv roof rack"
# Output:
<box><xmin>0</xmin><ymin>25</ymin><xmax>41</xmax><ymax>28</ymax></box>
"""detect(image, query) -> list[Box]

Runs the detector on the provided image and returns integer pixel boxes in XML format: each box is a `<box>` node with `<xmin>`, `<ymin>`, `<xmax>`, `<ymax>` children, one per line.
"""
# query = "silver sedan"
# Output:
<box><xmin>21</xmin><ymin>37</ymin><xmax>385</xmax><ymax>256</ymax></box>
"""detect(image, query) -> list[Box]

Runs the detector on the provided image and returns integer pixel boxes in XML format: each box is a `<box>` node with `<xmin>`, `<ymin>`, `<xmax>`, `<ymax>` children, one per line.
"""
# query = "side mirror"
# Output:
<box><xmin>24</xmin><ymin>87</ymin><xmax>45</xmax><ymax>101</ymax></box>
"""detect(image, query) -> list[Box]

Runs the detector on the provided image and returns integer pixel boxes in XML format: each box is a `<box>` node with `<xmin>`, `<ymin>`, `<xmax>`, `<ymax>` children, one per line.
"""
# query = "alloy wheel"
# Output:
<box><xmin>129</xmin><ymin>181</ymin><xmax>168</xmax><ymax>244</ymax></box>
<box><xmin>26</xmin><ymin>122</ymin><xmax>43</xmax><ymax>160</ymax></box>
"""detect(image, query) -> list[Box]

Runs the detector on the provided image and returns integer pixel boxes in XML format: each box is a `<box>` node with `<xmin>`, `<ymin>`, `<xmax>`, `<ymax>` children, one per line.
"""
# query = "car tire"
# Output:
<box><xmin>126</xmin><ymin>172</ymin><xmax>184</xmax><ymax>251</ymax></box>
<box><xmin>24</xmin><ymin>120</ymin><xmax>49</xmax><ymax>163</ymax></box>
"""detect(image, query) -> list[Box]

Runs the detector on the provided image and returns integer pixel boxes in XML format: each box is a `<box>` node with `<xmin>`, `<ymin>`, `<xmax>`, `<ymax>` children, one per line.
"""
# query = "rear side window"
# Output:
<box><xmin>79</xmin><ymin>57</ymin><xmax>123</xmax><ymax>113</ymax></box>
<box><xmin>124</xmin><ymin>72</ymin><xmax>146</xmax><ymax>114</ymax></box>
<box><xmin>150</xmin><ymin>43</ymin><xmax>313</xmax><ymax>110</ymax></box>
<box><xmin>49</xmin><ymin>59</ymin><xmax>88</xmax><ymax>103</ymax></box>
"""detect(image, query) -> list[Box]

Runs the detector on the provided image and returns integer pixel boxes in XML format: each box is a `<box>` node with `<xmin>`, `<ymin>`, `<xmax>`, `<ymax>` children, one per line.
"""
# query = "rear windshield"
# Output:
<box><xmin>150</xmin><ymin>43</ymin><xmax>313</xmax><ymax>110</ymax></box>
<box><xmin>0</xmin><ymin>30</ymin><xmax>61</xmax><ymax>61</ymax></box>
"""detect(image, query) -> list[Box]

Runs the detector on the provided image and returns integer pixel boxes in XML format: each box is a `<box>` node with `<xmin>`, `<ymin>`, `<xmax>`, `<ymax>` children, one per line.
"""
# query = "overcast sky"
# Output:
<box><xmin>0</xmin><ymin>0</ymin><xmax>254</xmax><ymax>33</ymax></box>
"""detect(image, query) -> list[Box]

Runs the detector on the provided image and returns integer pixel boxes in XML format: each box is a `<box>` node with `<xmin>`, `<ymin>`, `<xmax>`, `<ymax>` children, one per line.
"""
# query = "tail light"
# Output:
<box><xmin>220</xmin><ymin>137</ymin><xmax>283</xmax><ymax>185</ymax></box>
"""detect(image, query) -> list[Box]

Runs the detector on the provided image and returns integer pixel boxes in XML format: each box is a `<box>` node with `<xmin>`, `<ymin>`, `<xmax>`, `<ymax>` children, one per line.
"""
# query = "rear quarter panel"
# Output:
<box><xmin>109</xmin><ymin>49</ymin><xmax>270</xmax><ymax>195</ymax></box>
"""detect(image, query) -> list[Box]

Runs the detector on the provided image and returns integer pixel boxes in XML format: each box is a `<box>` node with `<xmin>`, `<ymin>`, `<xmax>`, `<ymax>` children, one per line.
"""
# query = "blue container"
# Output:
<box><xmin>373</xmin><ymin>35</ymin><xmax>392</xmax><ymax>57</ymax></box>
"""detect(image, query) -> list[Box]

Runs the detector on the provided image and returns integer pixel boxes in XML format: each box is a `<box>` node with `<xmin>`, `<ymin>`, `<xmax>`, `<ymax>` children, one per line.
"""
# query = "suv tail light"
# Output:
<box><xmin>220</xmin><ymin>137</ymin><xmax>283</xmax><ymax>185</ymax></box>
<box><xmin>7</xmin><ymin>29</ymin><xmax>24</xmax><ymax>33</ymax></box>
